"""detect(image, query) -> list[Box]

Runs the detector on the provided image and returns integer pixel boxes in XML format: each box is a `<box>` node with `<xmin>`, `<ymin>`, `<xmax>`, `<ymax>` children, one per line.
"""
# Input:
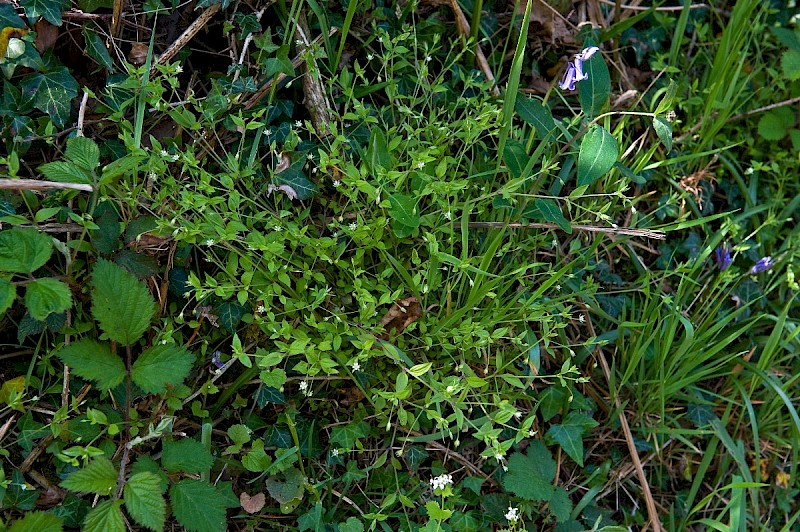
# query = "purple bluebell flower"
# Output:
<box><xmin>559</xmin><ymin>62</ymin><xmax>578</xmax><ymax>91</ymax></box>
<box><xmin>211</xmin><ymin>350</ymin><xmax>225</xmax><ymax>369</ymax></box>
<box><xmin>749</xmin><ymin>256</ymin><xmax>774</xmax><ymax>274</ymax></box>
<box><xmin>559</xmin><ymin>46</ymin><xmax>600</xmax><ymax>91</ymax></box>
<box><xmin>714</xmin><ymin>244</ymin><xmax>732</xmax><ymax>271</ymax></box>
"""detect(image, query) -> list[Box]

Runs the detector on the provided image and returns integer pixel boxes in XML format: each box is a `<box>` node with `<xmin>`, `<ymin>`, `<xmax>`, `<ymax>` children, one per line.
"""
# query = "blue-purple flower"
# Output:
<box><xmin>749</xmin><ymin>256</ymin><xmax>774</xmax><ymax>274</ymax></box>
<box><xmin>559</xmin><ymin>46</ymin><xmax>600</xmax><ymax>91</ymax></box>
<box><xmin>211</xmin><ymin>350</ymin><xmax>225</xmax><ymax>369</ymax></box>
<box><xmin>714</xmin><ymin>244</ymin><xmax>732</xmax><ymax>271</ymax></box>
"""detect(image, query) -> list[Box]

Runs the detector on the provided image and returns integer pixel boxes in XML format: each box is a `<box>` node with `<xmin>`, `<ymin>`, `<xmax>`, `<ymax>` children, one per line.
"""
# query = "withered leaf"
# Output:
<box><xmin>378</xmin><ymin>296</ymin><xmax>422</xmax><ymax>338</ymax></box>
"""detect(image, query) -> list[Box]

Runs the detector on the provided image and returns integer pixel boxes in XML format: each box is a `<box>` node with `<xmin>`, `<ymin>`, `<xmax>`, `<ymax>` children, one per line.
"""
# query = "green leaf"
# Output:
<box><xmin>757</xmin><ymin>108</ymin><xmax>794</xmax><ymax>141</ymax></box>
<box><xmin>124</xmin><ymin>472</ymin><xmax>166</xmax><ymax>532</ymax></box>
<box><xmin>578</xmin><ymin>51</ymin><xmax>610</xmax><ymax>118</ymax></box>
<box><xmin>38</xmin><ymin>161</ymin><xmax>92</xmax><ymax>184</ymax></box>
<box><xmin>91</xmin><ymin>259</ymin><xmax>156</xmax><ymax>345</ymax></box>
<box><xmin>9</xmin><ymin>511</ymin><xmax>64</xmax><ymax>532</ymax></box>
<box><xmin>338</xmin><ymin>517</ymin><xmax>365</xmax><ymax>532</ymax></box>
<box><xmin>83</xmin><ymin>499</ymin><xmax>125</xmax><ymax>532</ymax></box>
<box><xmin>515</xmin><ymin>96</ymin><xmax>556</xmax><ymax>141</ymax></box>
<box><xmin>502</xmin><ymin>441</ymin><xmax>556</xmax><ymax>502</ymax></box>
<box><xmin>503</xmin><ymin>140</ymin><xmax>529</xmax><ymax>179</ymax></box>
<box><xmin>65</xmin><ymin>136</ymin><xmax>100</xmax><ymax>171</ymax></box>
<box><xmin>534</xmin><ymin>198</ymin><xmax>571</xmax><ymax>234</ymax></box>
<box><xmin>0</xmin><ymin>228</ymin><xmax>53</xmax><ymax>273</ymax></box>
<box><xmin>55</xmin><ymin>339</ymin><xmax>125</xmax><ymax>391</ymax></box>
<box><xmin>169</xmin><ymin>480</ymin><xmax>227</xmax><ymax>532</ymax></box>
<box><xmin>549</xmin><ymin>486</ymin><xmax>572</xmax><ymax>523</ymax></box>
<box><xmin>217</xmin><ymin>300</ymin><xmax>244</xmax><ymax>334</ymax></box>
<box><xmin>369</xmin><ymin>128</ymin><xmax>393</xmax><ymax>171</ymax></box>
<box><xmin>24</xmin><ymin>278</ymin><xmax>72</xmax><ymax>321</ymax></box>
<box><xmin>274</xmin><ymin>165</ymin><xmax>318</xmax><ymax>200</ymax></box>
<box><xmin>653</xmin><ymin>117</ymin><xmax>673</xmax><ymax>152</ymax></box>
<box><xmin>0</xmin><ymin>4</ymin><xmax>27</xmax><ymax>28</ymax></box>
<box><xmin>387</xmin><ymin>193</ymin><xmax>420</xmax><ymax>228</ymax></box>
<box><xmin>60</xmin><ymin>457</ymin><xmax>117</xmax><ymax>495</ymax></box>
<box><xmin>19</xmin><ymin>0</ymin><xmax>64</xmax><ymax>25</ymax></box>
<box><xmin>266</xmin><ymin>467</ymin><xmax>304</xmax><ymax>505</ymax></box>
<box><xmin>577</xmin><ymin>126</ymin><xmax>618</xmax><ymax>187</ymax></box>
<box><xmin>0</xmin><ymin>278</ymin><xmax>17</xmax><ymax>316</ymax></box>
<box><xmin>131</xmin><ymin>344</ymin><xmax>194</xmax><ymax>394</ymax></box>
<box><xmin>161</xmin><ymin>439</ymin><xmax>214</xmax><ymax>473</ymax></box>
<box><xmin>298</xmin><ymin>502</ymin><xmax>324</xmax><ymax>532</ymax></box>
<box><xmin>545</xmin><ymin>412</ymin><xmax>598</xmax><ymax>466</ymax></box>
<box><xmin>83</xmin><ymin>28</ymin><xmax>115</xmax><ymax>71</ymax></box>
<box><xmin>20</xmin><ymin>67</ymin><xmax>79</xmax><ymax>127</ymax></box>
<box><xmin>781</xmin><ymin>50</ymin><xmax>800</xmax><ymax>81</ymax></box>
<box><xmin>330</xmin><ymin>421</ymin><xmax>370</xmax><ymax>449</ymax></box>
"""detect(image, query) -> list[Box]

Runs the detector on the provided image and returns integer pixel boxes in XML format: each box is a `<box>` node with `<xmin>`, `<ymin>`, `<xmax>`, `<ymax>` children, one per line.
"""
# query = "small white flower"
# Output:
<box><xmin>171</xmin><ymin>154</ymin><xmax>180</xmax><ymax>161</ymax></box>
<box><xmin>425</xmin><ymin>55</ymin><xmax>432</xmax><ymax>62</ymax></box>
<box><xmin>274</xmin><ymin>225</ymin><xmax>282</xmax><ymax>232</ymax></box>
<box><xmin>513</xmin><ymin>411</ymin><xmax>522</xmax><ymax>420</ymax></box>
<box><xmin>351</xmin><ymin>361</ymin><xmax>361</xmax><ymax>371</ymax></box>
<box><xmin>505</xmin><ymin>507</ymin><xmax>519</xmax><ymax>523</ymax></box>
<box><xmin>295</xmin><ymin>39</ymin><xmax>303</xmax><ymax>45</ymax></box>
<box><xmin>429</xmin><ymin>473</ymin><xmax>453</xmax><ymax>491</ymax></box>
<box><xmin>175</xmin><ymin>64</ymin><xmax>183</xmax><ymax>73</ymax></box>
<box><xmin>265</xmin><ymin>129</ymin><xmax>272</xmax><ymax>136</ymax></box>
<box><xmin>367</xmin><ymin>54</ymin><xmax>374</xmax><ymax>61</ymax></box>
<box><xmin>332</xmin><ymin>448</ymin><xmax>340</xmax><ymax>457</ymax></box>
<box><xmin>295</xmin><ymin>120</ymin><xmax>302</xmax><ymax>128</ymax></box>
<box><xmin>495</xmin><ymin>453</ymin><xmax>504</xmax><ymax>461</ymax></box>
<box><xmin>256</xmin><ymin>305</ymin><xmax>265</xmax><ymax>313</ymax></box>
<box><xmin>349</xmin><ymin>222</ymin><xmax>358</xmax><ymax>231</ymax></box>
<box><xmin>160</xmin><ymin>149</ymin><xmax>169</xmax><ymax>157</ymax></box>
<box><xmin>147</xmin><ymin>171</ymin><xmax>157</xmax><ymax>180</ymax></box>
<box><xmin>444</xmin><ymin>211</ymin><xmax>452</xmax><ymax>220</ymax></box>
<box><xmin>578</xmin><ymin>314</ymin><xmax>585</xmax><ymax>323</ymax></box>
<box><xmin>556</xmin><ymin>284</ymin><xmax>561</xmax><ymax>291</ymax></box>
<box><xmin>378</xmin><ymin>36</ymin><xmax>383</xmax><ymax>44</ymax></box>
<box><xmin>333</xmin><ymin>180</ymin><xmax>341</xmax><ymax>188</ymax></box>
<box><xmin>343</xmin><ymin>122</ymin><xmax>351</xmax><ymax>128</ymax></box>
<box><xmin>307</xmin><ymin>153</ymin><xmax>314</xmax><ymax>160</ymax></box>
<box><xmin>446</xmin><ymin>385</ymin><xmax>454</xmax><ymax>393</ymax></box>
<box><xmin>528</xmin><ymin>429</ymin><xmax>536</xmax><ymax>437</ymax></box>
<box><xmin>745</xmin><ymin>167</ymin><xmax>754</xmax><ymax>175</ymax></box>
<box><xmin>416</xmin><ymin>161</ymin><xmax>424</xmax><ymax>169</ymax></box>
<box><xmin>205</xmin><ymin>239</ymin><xmax>214</xmax><ymax>246</ymax></box>
<box><xmin>299</xmin><ymin>380</ymin><xmax>308</xmax><ymax>392</ymax></box>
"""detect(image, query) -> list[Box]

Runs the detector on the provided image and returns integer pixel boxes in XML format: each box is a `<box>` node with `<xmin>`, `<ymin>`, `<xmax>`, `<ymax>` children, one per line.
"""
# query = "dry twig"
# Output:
<box><xmin>0</xmin><ymin>179</ymin><xmax>93</xmax><ymax>192</ymax></box>
<box><xmin>467</xmin><ymin>221</ymin><xmax>666</xmax><ymax>240</ymax></box>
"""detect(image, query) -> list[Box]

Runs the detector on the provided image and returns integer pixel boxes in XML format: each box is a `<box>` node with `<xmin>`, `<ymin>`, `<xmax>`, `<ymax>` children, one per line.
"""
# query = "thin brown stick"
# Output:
<box><xmin>150</xmin><ymin>4</ymin><xmax>221</xmax><ymax>74</ymax></box>
<box><xmin>0</xmin><ymin>179</ymin><xmax>93</xmax><ymax>192</ymax></box>
<box><xmin>598</xmin><ymin>0</ymin><xmax>708</xmax><ymax>10</ymax></box>
<box><xmin>582</xmin><ymin>306</ymin><xmax>663</xmax><ymax>532</ymax></box>
<box><xmin>447</xmin><ymin>0</ymin><xmax>500</xmax><ymax>97</ymax></box>
<box><xmin>728</xmin><ymin>96</ymin><xmax>800</xmax><ymax>122</ymax></box>
<box><xmin>467</xmin><ymin>221</ymin><xmax>666</xmax><ymax>240</ymax></box>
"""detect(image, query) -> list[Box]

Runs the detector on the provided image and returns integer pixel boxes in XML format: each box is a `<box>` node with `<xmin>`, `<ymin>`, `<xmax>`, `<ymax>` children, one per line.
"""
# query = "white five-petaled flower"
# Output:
<box><xmin>160</xmin><ymin>149</ymin><xmax>169</xmax><ymax>157</ymax></box>
<box><xmin>578</xmin><ymin>314</ymin><xmax>585</xmax><ymax>323</ymax></box>
<box><xmin>256</xmin><ymin>305</ymin><xmax>265</xmax><ymax>313</ymax></box>
<box><xmin>416</xmin><ymin>161</ymin><xmax>424</xmax><ymax>169</ymax></box>
<box><xmin>175</xmin><ymin>64</ymin><xmax>183</xmax><ymax>73</ymax></box>
<box><xmin>513</xmin><ymin>411</ymin><xmax>523</xmax><ymax>420</ymax></box>
<box><xmin>205</xmin><ymin>239</ymin><xmax>214</xmax><ymax>246</ymax></box>
<box><xmin>367</xmin><ymin>54</ymin><xmax>374</xmax><ymax>61</ymax></box>
<box><xmin>351</xmin><ymin>361</ymin><xmax>361</xmax><ymax>371</ymax></box>
<box><xmin>349</xmin><ymin>222</ymin><xmax>358</xmax><ymax>231</ymax></box>
<box><xmin>429</xmin><ymin>473</ymin><xmax>453</xmax><ymax>491</ymax></box>
<box><xmin>295</xmin><ymin>120</ymin><xmax>302</xmax><ymax>128</ymax></box>
<box><xmin>274</xmin><ymin>225</ymin><xmax>282</xmax><ymax>232</ymax></box>
<box><xmin>559</xmin><ymin>46</ymin><xmax>600</xmax><ymax>91</ymax></box>
<box><xmin>265</xmin><ymin>129</ymin><xmax>272</xmax><ymax>136</ymax></box>
<box><xmin>331</xmin><ymin>448</ymin><xmax>340</xmax><ymax>457</ymax></box>
<box><xmin>333</xmin><ymin>180</ymin><xmax>341</xmax><ymax>188</ymax></box>
<box><xmin>505</xmin><ymin>507</ymin><xmax>519</xmax><ymax>523</ymax></box>
<box><xmin>495</xmin><ymin>453</ymin><xmax>504</xmax><ymax>461</ymax></box>
<box><xmin>444</xmin><ymin>211</ymin><xmax>452</xmax><ymax>220</ymax></box>
<box><xmin>299</xmin><ymin>380</ymin><xmax>308</xmax><ymax>391</ymax></box>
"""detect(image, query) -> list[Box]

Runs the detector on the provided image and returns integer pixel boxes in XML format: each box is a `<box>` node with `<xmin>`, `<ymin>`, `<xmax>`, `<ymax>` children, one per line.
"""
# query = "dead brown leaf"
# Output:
<box><xmin>240</xmin><ymin>492</ymin><xmax>266</xmax><ymax>514</ymax></box>
<box><xmin>128</xmin><ymin>42</ymin><xmax>149</xmax><ymax>66</ymax></box>
<box><xmin>378</xmin><ymin>297</ymin><xmax>422</xmax><ymax>338</ymax></box>
<box><xmin>34</xmin><ymin>20</ymin><xmax>59</xmax><ymax>52</ymax></box>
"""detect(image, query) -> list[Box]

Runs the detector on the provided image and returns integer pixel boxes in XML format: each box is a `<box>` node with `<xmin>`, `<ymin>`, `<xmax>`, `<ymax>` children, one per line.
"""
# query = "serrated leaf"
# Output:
<box><xmin>131</xmin><ymin>344</ymin><xmax>194</xmax><ymax>394</ymax></box>
<box><xmin>0</xmin><ymin>278</ymin><xmax>16</xmax><ymax>316</ymax></box>
<box><xmin>20</xmin><ymin>67</ymin><xmax>79</xmax><ymax>127</ymax></box>
<box><xmin>83</xmin><ymin>499</ymin><xmax>125</xmax><ymax>532</ymax></box>
<box><xmin>266</xmin><ymin>467</ymin><xmax>304</xmax><ymax>505</ymax></box>
<box><xmin>549</xmin><ymin>486</ymin><xmax>572</xmax><ymax>522</ymax></box>
<box><xmin>758</xmin><ymin>109</ymin><xmax>793</xmax><ymax>141</ymax></box>
<box><xmin>387</xmin><ymin>193</ymin><xmax>420</xmax><ymax>228</ymax></box>
<box><xmin>274</xmin><ymin>165</ymin><xmax>318</xmax><ymax>200</ymax></box>
<box><xmin>24</xmin><ymin>278</ymin><xmax>72</xmax><ymax>321</ymax></box>
<box><xmin>83</xmin><ymin>28</ymin><xmax>115</xmax><ymax>71</ymax></box>
<box><xmin>60</xmin><ymin>457</ymin><xmax>117</xmax><ymax>495</ymax></box>
<box><xmin>577</xmin><ymin>126</ymin><xmax>618</xmax><ymax>186</ymax></box>
<box><xmin>502</xmin><ymin>441</ymin><xmax>556</xmax><ymax>502</ymax></box>
<box><xmin>534</xmin><ymin>198</ymin><xmax>571</xmax><ymax>234</ymax></box>
<box><xmin>9</xmin><ymin>510</ymin><xmax>64</xmax><ymax>532</ymax></box>
<box><xmin>515</xmin><ymin>95</ymin><xmax>556</xmax><ymax>141</ymax></box>
<box><xmin>781</xmin><ymin>50</ymin><xmax>800</xmax><ymax>81</ymax></box>
<box><xmin>169</xmin><ymin>480</ymin><xmax>227</xmax><ymax>532</ymax></box>
<box><xmin>124</xmin><ymin>472</ymin><xmax>166</xmax><ymax>532</ymax></box>
<box><xmin>19</xmin><ymin>0</ymin><xmax>64</xmax><ymax>25</ymax></box>
<box><xmin>653</xmin><ymin>117</ymin><xmax>672</xmax><ymax>152</ymax></box>
<box><xmin>161</xmin><ymin>439</ymin><xmax>214</xmax><ymax>473</ymax></box>
<box><xmin>578</xmin><ymin>51</ymin><xmax>610</xmax><ymax>118</ymax></box>
<box><xmin>503</xmin><ymin>140</ymin><xmax>528</xmax><ymax>179</ymax></box>
<box><xmin>0</xmin><ymin>228</ymin><xmax>53</xmax><ymax>273</ymax></box>
<box><xmin>91</xmin><ymin>259</ymin><xmax>156</xmax><ymax>345</ymax></box>
<box><xmin>55</xmin><ymin>338</ymin><xmax>125</xmax><ymax>391</ymax></box>
<box><xmin>65</xmin><ymin>136</ymin><xmax>100</xmax><ymax>171</ymax></box>
<box><xmin>38</xmin><ymin>161</ymin><xmax>92</xmax><ymax>184</ymax></box>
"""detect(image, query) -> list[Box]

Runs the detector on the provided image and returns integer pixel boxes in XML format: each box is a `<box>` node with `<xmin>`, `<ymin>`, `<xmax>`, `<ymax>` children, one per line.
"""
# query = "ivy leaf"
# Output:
<box><xmin>298</xmin><ymin>502</ymin><xmax>324</xmax><ymax>532</ymax></box>
<box><xmin>169</xmin><ymin>480</ymin><xmax>227</xmax><ymax>532</ymax></box>
<box><xmin>578</xmin><ymin>51</ymin><xmax>610</xmax><ymax>118</ymax></box>
<box><xmin>545</xmin><ymin>412</ymin><xmax>599</xmax><ymax>466</ymax></box>
<box><xmin>0</xmin><ymin>278</ymin><xmax>17</xmax><ymax>317</ymax></box>
<box><xmin>9</xmin><ymin>511</ymin><xmax>64</xmax><ymax>532</ymax></box>
<box><xmin>0</xmin><ymin>228</ymin><xmax>53</xmax><ymax>273</ymax></box>
<box><xmin>19</xmin><ymin>0</ymin><xmax>65</xmax><ymax>26</ymax></box>
<box><xmin>83</xmin><ymin>500</ymin><xmax>125</xmax><ymax>532</ymax></box>
<box><xmin>55</xmin><ymin>339</ymin><xmax>125</xmax><ymax>391</ymax></box>
<box><xmin>91</xmin><ymin>259</ymin><xmax>156</xmax><ymax>345</ymax></box>
<box><xmin>502</xmin><ymin>441</ymin><xmax>556</xmax><ymax>502</ymax></box>
<box><xmin>24</xmin><ymin>278</ymin><xmax>72</xmax><ymax>321</ymax></box>
<box><xmin>217</xmin><ymin>300</ymin><xmax>244</xmax><ymax>334</ymax></box>
<box><xmin>131</xmin><ymin>344</ymin><xmax>194</xmax><ymax>394</ymax></box>
<box><xmin>83</xmin><ymin>28</ymin><xmax>115</xmax><ymax>72</ymax></box>
<box><xmin>577</xmin><ymin>126</ymin><xmax>618</xmax><ymax>187</ymax></box>
<box><xmin>124</xmin><ymin>472</ymin><xmax>166</xmax><ymax>532</ymax></box>
<box><xmin>161</xmin><ymin>439</ymin><xmax>214</xmax><ymax>474</ymax></box>
<box><xmin>274</xmin><ymin>165</ymin><xmax>317</xmax><ymax>200</ymax></box>
<box><xmin>20</xmin><ymin>67</ymin><xmax>79</xmax><ymax>127</ymax></box>
<box><xmin>60</xmin><ymin>457</ymin><xmax>117</xmax><ymax>495</ymax></box>
<box><xmin>330</xmin><ymin>421</ymin><xmax>370</xmax><ymax>449</ymax></box>
<box><xmin>65</xmin><ymin>136</ymin><xmax>100</xmax><ymax>171</ymax></box>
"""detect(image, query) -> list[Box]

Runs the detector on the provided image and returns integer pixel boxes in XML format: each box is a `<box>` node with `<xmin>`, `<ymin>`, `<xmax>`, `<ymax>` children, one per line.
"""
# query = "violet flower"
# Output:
<box><xmin>211</xmin><ymin>350</ymin><xmax>225</xmax><ymax>369</ymax></box>
<box><xmin>559</xmin><ymin>46</ymin><xmax>600</xmax><ymax>91</ymax></box>
<box><xmin>714</xmin><ymin>244</ymin><xmax>732</xmax><ymax>271</ymax></box>
<box><xmin>749</xmin><ymin>256</ymin><xmax>774</xmax><ymax>274</ymax></box>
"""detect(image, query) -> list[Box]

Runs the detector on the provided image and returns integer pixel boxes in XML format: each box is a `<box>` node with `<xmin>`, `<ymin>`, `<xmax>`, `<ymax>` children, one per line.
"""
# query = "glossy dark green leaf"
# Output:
<box><xmin>578</xmin><ymin>52</ymin><xmax>610</xmax><ymax>118</ymax></box>
<box><xmin>515</xmin><ymin>96</ymin><xmax>556</xmax><ymax>141</ymax></box>
<box><xmin>20</xmin><ymin>67</ymin><xmax>79</xmax><ymax>127</ymax></box>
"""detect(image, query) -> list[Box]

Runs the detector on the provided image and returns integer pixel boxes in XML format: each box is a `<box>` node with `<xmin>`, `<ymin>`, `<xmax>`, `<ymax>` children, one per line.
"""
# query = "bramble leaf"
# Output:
<box><xmin>0</xmin><ymin>228</ymin><xmax>53</xmax><ymax>273</ymax></box>
<box><xmin>91</xmin><ymin>259</ymin><xmax>156</xmax><ymax>345</ymax></box>
<box><xmin>0</xmin><ymin>278</ymin><xmax>16</xmax><ymax>317</ymax></box>
<box><xmin>8</xmin><ymin>510</ymin><xmax>63</xmax><ymax>532</ymax></box>
<box><xmin>65</xmin><ymin>136</ymin><xmax>100</xmax><ymax>171</ymax></box>
<box><xmin>24</xmin><ymin>278</ymin><xmax>72</xmax><ymax>321</ymax></box>
<box><xmin>131</xmin><ymin>344</ymin><xmax>194</xmax><ymax>394</ymax></box>
<box><xmin>502</xmin><ymin>440</ymin><xmax>556</xmax><ymax>502</ymax></box>
<box><xmin>170</xmin><ymin>480</ymin><xmax>227</xmax><ymax>532</ymax></box>
<box><xmin>55</xmin><ymin>339</ymin><xmax>125</xmax><ymax>391</ymax></box>
<box><xmin>60</xmin><ymin>457</ymin><xmax>117</xmax><ymax>495</ymax></box>
<box><xmin>38</xmin><ymin>161</ymin><xmax>92</xmax><ymax>184</ymax></box>
<box><xmin>161</xmin><ymin>439</ymin><xmax>214</xmax><ymax>474</ymax></box>
<box><xmin>124</xmin><ymin>472</ymin><xmax>166</xmax><ymax>532</ymax></box>
<box><xmin>83</xmin><ymin>499</ymin><xmax>125</xmax><ymax>532</ymax></box>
